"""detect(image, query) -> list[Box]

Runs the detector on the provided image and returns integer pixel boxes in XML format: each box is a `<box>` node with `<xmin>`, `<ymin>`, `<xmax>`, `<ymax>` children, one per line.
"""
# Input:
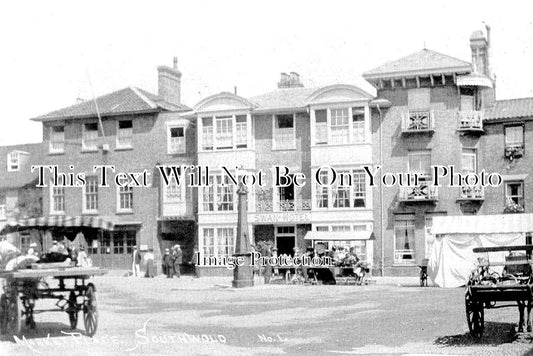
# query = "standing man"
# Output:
<box><xmin>173</xmin><ymin>245</ymin><xmax>182</xmax><ymax>278</ymax></box>
<box><xmin>132</xmin><ymin>246</ymin><xmax>141</xmax><ymax>277</ymax></box>
<box><xmin>163</xmin><ymin>248</ymin><xmax>174</xmax><ymax>278</ymax></box>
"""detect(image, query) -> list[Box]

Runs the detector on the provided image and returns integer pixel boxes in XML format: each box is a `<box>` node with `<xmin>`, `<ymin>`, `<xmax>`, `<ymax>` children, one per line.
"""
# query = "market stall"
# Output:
<box><xmin>428</xmin><ymin>214</ymin><xmax>533</xmax><ymax>288</ymax></box>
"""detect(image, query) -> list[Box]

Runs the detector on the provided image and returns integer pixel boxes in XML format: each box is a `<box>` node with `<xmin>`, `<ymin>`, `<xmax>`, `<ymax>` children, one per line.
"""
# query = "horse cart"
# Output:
<box><xmin>465</xmin><ymin>245</ymin><xmax>533</xmax><ymax>338</ymax></box>
<box><xmin>0</xmin><ymin>266</ymin><xmax>107</xmax><ymax>338</ymax></box>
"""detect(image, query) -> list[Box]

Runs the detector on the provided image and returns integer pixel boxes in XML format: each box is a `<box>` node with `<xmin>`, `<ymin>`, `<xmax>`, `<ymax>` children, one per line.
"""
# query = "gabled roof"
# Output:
<box><xmin>0</xmin><ymin>143</ymin><xmax>44</xmax><ymax>190</ymax></box>
<box><xmin>249</xmin><ymin>87</ymin><xmax>317</xmax><ymax>112</ymax></box>
<box><xmin>484</xmin><ymin>98</ymin><xmax>533</xmax><ymax>121</ymax></box>
<box><xmin>363</xmin><ymin>49</ymin><xmax>471</xmax><ymax>80</ymax></box>
<box><xmin>32</xmin><ymin>87</ymin><xmax>191</xmax><ymax>122</ymax></box>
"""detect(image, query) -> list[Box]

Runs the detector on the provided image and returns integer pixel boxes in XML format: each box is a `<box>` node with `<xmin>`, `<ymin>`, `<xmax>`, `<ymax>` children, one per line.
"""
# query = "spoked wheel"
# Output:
<box><xmin>0</xmin><ymin>292</ymin><xmax>7</xmax><ymax>335</ymax></box>
<box><xmin>465</xmin><ymin>289</ymin><xmax>484</xmax><ymax>338</ymax></box>
<box><xmin>83</xmin><ymin>284</ymin><xmax>98</xmax><ymax>336</ymax></box>
<box><xmin>7</xmin><ymin>287</ymin><xmax>22</xmax><ymax>337</ymax></box>
<box><xmin>68</xmin><ymin>291</ymin><xmax>78</xmax><ymax>330</ymax></box>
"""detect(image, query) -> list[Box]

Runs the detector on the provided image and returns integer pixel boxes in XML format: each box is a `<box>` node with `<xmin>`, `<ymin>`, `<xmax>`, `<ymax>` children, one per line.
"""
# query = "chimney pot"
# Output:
<box><xmin>173</xmin><ymin>57</ymin><xmax>178</xmax><ymax>70</ymax></box>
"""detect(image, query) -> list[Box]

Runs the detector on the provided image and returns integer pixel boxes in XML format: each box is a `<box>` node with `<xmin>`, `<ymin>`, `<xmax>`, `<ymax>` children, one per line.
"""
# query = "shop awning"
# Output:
<box><xmin>304</xmin><ymin>230</ymin><xmax>373</xmax><ymax>241</ymax></box>
<box><xmin>432</xmin><ymin>214</ymin><xmax>533</xmax><ymax>235</ymax></box>
<box><xmin>0</xmin><ymin>215</ymin><xmax>142</xmax><ymax>234</ymax></box>
<box><xmin>456</xmin><ymin>73</ymin><xmax>493</xmax><ymax>88</ymax></box>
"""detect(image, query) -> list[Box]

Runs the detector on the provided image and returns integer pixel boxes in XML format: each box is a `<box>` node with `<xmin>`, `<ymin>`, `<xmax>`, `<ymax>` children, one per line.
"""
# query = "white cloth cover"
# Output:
<box><xmin>428</xmin><ymin>232</ymin><xmax>524</xmax><ymax>288</ymax></box>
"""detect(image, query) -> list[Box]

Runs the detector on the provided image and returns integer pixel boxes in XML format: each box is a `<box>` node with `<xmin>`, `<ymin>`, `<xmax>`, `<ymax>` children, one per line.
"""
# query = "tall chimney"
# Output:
<box><xmin>289</xmin><ymin>72</ymin><xmax>303</xmax><ymax>88</ymax></box>
<box><xmin>469</xmin><ymin>30</ymin><xmax>488</xmax><ymax>76</ymax></box>
<box><xmin>157</xmin><ymin>57</ymin><xmax>182</xmax><ymax>106</ymax></box>
<box><xmin>278</xmin><ymin>72</ymin><xmax>290</xmax><ymax>88</ymax></box>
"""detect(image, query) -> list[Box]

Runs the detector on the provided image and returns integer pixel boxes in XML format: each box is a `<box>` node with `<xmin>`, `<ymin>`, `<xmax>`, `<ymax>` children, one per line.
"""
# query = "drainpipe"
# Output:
<box><xmin>377</xmin><ymin>103</ymin><xmax>385</xmax><ymax>277</ymax></box>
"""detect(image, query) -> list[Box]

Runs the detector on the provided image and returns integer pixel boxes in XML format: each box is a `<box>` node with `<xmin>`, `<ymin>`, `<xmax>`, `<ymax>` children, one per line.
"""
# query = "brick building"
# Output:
<box><xmin>29</xmin><ymin>59</ymin><xmax>195</xmax><ymax>269</ymax></box>
<box><xmin>480</xmin><ymin>98</ymin><xmax>533</xmax><ymax>215</ymax></box>
<box><xmin>192</xmin><ymin>72</ymin><xmax>375</xmax><ymax>276</ymax></box>
<box><xmin>0</xmin><ymin>143</ymin><xmax>43</xmax><ymax>250</ymax></box>
<box><xmin>364</xmin><ymin>29</ymin><xmax>496</xmax><ymax>276</ymax></box>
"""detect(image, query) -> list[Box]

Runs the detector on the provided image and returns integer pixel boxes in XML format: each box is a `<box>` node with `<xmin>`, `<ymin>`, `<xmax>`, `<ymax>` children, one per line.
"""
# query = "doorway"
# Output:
<box><xmin>275</xmin><ymin>226</ymin><xmax>296</xmax><ymax>256</ymax></box>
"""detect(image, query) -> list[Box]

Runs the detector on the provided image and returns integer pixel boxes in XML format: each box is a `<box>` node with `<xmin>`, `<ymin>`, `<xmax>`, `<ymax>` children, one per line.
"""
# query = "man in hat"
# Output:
<box><xmin>49</xmin><ymin>240</ymin><xmax>59</xmax><ymax>253</ymax></box>
<box><xmin>26</xmin><ymin>242</ymin><xmax>38</xmax><ymax>257</ymax></box>
<box><xmin>163</xmin><ymin>248</ymin><xmax>174</xmax><ymax>278</ymax></box>
<box><xmin>172</xmin><ymin>245</ymin><xmax>182</xmax><ymax>278</ymax></box>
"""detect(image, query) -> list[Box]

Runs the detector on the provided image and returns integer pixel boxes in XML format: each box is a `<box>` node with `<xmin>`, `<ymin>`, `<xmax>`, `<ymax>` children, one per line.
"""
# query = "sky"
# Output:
<box><xmin>0</xmin><ymin>0</ymin><xmax>532</xmax><ymax>145</ymax></box>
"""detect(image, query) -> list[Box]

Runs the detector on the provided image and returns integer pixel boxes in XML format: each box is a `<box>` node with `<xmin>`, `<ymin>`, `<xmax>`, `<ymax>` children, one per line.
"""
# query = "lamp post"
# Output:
<box><xmin>232</xmin><ymin>182</ymin><xmax>254</xmax><ymax>288</ymax></box>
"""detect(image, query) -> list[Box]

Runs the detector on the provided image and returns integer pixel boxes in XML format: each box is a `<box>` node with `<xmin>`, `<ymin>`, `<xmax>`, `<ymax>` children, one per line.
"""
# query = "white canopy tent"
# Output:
<box><xmin>428</xmin><ymin>214</ymin><xmax>533</xmax><ymax>288</ymax></box>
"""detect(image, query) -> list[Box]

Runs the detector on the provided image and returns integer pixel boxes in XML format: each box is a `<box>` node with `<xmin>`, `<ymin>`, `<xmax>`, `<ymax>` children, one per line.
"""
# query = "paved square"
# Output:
<box><xmin>1</xmin><ymin>275</ymin><xmax>533</xmax><ymax>355</ymax></box>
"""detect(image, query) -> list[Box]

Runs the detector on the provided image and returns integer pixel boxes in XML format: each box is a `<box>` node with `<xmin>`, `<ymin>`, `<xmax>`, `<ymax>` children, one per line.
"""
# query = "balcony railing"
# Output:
<box><xmin>505</xmin><ymin>145</ymin><xmax>524</xmax><ymax>160</ymax></box>
<box><xmin>457</xmin><ymin>111</ymin><xmax>483</xmax><ymax>132</ymax></box>
<box><xmin>256</xmin><ymin>199</ymin><xmax>311</xmax><ymax>212</ymax></box>
<box><xmin>401</xmin><ymin>110</ymin><xmax>435</xmax><ymax>133</ymax></box>
<box><xmin>399</xmin><ymin>184</ymin><xmax>438</xmax><ymax>202</ymax></box>
<box><xmin>0</xmin><ymin>205</ymin><xmax>5</xmax><ymax>220</ymax></box>
<box><xmin>458</xmin><ymin>185</ymin><xmax>485</xmax><ymax>201</ymax></box>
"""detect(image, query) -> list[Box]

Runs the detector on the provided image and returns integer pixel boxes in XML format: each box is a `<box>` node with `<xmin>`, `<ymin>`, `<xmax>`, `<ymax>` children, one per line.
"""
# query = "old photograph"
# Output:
<box><xmin>1</xmin><ymin>1</ymin><xmax>533</xmax><ymax>355</ymax></box>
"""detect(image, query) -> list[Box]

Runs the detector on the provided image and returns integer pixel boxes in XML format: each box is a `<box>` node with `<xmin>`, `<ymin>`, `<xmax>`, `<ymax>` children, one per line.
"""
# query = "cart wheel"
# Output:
<box><xmin>68</xmin><ymin>292</ymin><xmax>78</xmax><ymax>330</ymax></box>
<box><xmin>7</xmin><ymin>288</ymin><xmax>22</xmax><ymax>337</ymax></box>
<box><xmin>0</xmin><ymin>292</ymin><xmax>7</xmax><ymax>335</ymax></box>
<box><xmin>465</xmin><ymin>289</ymin><xmax>484</xmax><ymax>338</ymax></box>
<box><xmin>83</xmin><ymin>284</ymin><xmax>97</xmax><ymax>336</ymax></box>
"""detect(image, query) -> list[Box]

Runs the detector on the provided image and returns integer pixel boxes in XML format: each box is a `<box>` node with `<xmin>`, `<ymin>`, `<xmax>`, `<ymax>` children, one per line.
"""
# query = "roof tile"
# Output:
<box><xmin>363</xmin><ymin>49</ymin><xmax>471</xmax><ymax>79</ymax></box>
<box><xmin>484</xmin><ymin>98</ymin><xmax>533</xmax><ymax>121</ymax></box>
<box><xmin>33</xmin><ymin>87</ymin><xmax>190</xmax><ymax>121</ymax></box>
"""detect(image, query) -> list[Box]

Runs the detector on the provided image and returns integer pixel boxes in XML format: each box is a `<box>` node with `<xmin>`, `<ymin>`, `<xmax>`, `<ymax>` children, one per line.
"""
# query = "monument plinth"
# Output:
<box><xmin>232</xmin><ymin>183</ymin><xmax>254</xmax><ymax>288</ymax></box>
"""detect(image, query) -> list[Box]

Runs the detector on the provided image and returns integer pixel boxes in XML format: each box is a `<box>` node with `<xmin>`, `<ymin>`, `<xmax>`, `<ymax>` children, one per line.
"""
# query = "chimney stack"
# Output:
<box><xmin>469</xmin><ymin>30</ymin><xmax>489</xmax><ymax>77</ymax></box>
<box><xmin>278</xmin><ymin>71</ymin><xmax>303</xmax><ymax>88</ymax></box>
<box><xmin>157</xmin><ymin>57</ymin><xmax>182</xmax><ymax>106</ymax></box>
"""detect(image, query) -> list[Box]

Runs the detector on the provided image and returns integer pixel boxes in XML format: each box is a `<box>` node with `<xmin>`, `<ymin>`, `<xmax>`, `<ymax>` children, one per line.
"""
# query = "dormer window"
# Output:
<box><xmin>7</xmin><ymin>151</ymin><xmax>19</xmax><ymax>171</ymax></box>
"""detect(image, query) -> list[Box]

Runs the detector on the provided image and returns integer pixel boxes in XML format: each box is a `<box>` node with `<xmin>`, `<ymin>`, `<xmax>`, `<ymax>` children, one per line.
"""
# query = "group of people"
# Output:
<box><xmin>163</xmin><ymin>245</ymin><xmax>183</xmax><ymax>278</ymax></box>
<box><xmin>131</xmin><ymin>245</ymin><xmax>184</xmax><ymax>278</ymax></box>
<box><xmin>27</xmin><ymin>240</ymin><xmax>91</xmax><ymax>267</ymax></box>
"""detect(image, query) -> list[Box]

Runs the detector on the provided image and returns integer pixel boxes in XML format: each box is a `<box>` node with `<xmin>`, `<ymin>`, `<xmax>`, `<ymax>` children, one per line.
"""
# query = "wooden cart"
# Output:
<box><xmin>0</xmin><ymin>266</ymin><xmax>107</xmax><ymax>338</ymax></box>
<box><xmin>465</xmin><ymin>245</ymin><xmax>533</xmax><ymax>338</ymax></box>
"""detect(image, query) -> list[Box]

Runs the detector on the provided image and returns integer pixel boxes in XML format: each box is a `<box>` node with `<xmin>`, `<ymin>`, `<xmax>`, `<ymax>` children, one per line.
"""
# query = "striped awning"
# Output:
<box><xmin>432</xmin><ymin>214</ymin><xmax>533</xmax><ymax>235</ymax></box>
<box><xmin>0</xmin><ymin>215</ymin><xmax>142</xmax><ymax>234</ymax></box>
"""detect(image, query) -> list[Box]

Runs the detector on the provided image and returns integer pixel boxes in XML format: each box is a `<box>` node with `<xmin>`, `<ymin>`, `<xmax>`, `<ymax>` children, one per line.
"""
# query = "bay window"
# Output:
<box><xmin>330</xmin><ymin>109</ymin><xmax>350</xmax><ymax>144</ymax></box>
<box><xmin>313</xmin><ymin>106</ymin><xmax>367</xmax><ymax>145</ymax></box>
<box><xmin>168</xmin><ymin>125</ymin><xmax>186</xmax><ymax>154</ymax></box>
<box><xmin>201</xmin><ymin>174</ymin><xmax>235</xmax><ymax>212</ymax></box>
<box><xmin>314</xmin><ymin>168</ymin><xmax>366</xmax><ymax>209</ymax></box>
<box><xmin>216</xmin><ymin>117</ymin><xmax>233</xmax><ymax>149</ymax></box>
<box><xmin>162</xmin><ymin>167</ymin><xmax>184</xmax><ymax>203</ymax></box>
<box><xmin>199</xmin><ymin>115</ymin><xmax>250</xmax><ymax>151</ymax></box>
